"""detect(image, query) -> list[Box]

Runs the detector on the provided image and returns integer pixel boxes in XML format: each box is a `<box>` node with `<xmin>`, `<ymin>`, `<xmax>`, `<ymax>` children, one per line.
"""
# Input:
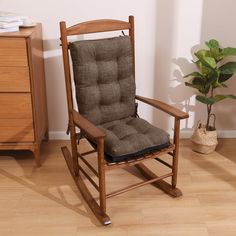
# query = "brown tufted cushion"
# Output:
<box><xmin>69</xmin><ymin>36</ymin><xmax>170</xmax><ymax>162</ymax></box>
<box><xmin>69</xmin><ymin>36</ymin><xmax>136</xmax><ymax>125</ymax></box>
<box><xmin>98</xmin><ymin>117</ymin><xmax>170</xmax><ymax>162</ymax></box>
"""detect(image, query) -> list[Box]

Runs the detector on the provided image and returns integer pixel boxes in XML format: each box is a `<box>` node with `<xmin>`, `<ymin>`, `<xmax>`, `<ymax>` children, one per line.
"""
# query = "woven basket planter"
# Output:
<box><xmin>191</xmin><ymin>120</ymin><xmax>218</xmax><ymax>154</ymax></box>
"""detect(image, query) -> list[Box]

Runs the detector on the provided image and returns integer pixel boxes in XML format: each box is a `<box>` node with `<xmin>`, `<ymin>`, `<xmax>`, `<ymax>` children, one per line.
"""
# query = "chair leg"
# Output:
<box><xmin>97</xmin><ymin>138</ymin><xmax>107</xmax><ymax>216</ymax></box>
<box><xmin>69</xmin><ymin>124</ymin><xmax>79</xmax><ymax>176</ymax></box>
<box><xmin>172</xmin><ymin>118</ymin><xmax>180</xmax><ymax>189</ymax></box>
<box><xmin>134</xmin><ymin>119</ymin><xmax>183</xmax><ymax>197</ymax></box>
<box><xmin>61</xmin><ymin>145</ymin><xmax>111</xmax><ymax>225</ymax></box>
<box><xmin>140</xmin><ymin>117</ymin><xmax>182</xmax><ymax>197</ymax></box>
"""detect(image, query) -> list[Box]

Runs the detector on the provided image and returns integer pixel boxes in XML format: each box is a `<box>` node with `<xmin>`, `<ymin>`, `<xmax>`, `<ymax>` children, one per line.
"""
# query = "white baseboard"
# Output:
<box><xmin>49</xmin><ymin>130</ymin><xmax>236</xmax><ymax>140</ymax></box>
<box><xmin>215</xmin><ymin>130</ymin><xmax>236</xmax><ymax>138</ymax></box>
<box><xmin>170</xmin><ymin>130</ymin><xmax>236</xmax><ymax>139</ymax></box>
<box><xmin>49</xmin><ymin>131</ymin><xmax>70</xmax><ymax>140</ymax></box>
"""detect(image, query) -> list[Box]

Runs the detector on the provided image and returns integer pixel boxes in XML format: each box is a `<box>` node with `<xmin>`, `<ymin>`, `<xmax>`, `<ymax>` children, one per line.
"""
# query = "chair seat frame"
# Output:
<box><xmin>60</xmin><ymin>16</ymin><xmax>189</xmax><ymax>225</ymax></box>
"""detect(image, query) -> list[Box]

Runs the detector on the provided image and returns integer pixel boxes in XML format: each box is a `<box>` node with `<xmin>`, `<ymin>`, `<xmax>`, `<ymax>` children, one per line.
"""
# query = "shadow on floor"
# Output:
<box><xmin>0</xmin><ymin>142</ymin><xmax>100</xmax><ymax>226</ymax></box>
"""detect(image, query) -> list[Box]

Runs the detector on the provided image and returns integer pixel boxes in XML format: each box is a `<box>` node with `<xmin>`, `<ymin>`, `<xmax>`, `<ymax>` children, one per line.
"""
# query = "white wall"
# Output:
<box><xmin>1</xmin><ymin>0</ymin><xmax>236</xmax><ymax>139</ymax></box>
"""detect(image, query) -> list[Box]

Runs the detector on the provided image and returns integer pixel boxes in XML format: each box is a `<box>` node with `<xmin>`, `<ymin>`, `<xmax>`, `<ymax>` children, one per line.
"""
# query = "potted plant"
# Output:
<box><xmin>184</xmin><ymin>39</ymin><xmax>236</xmax><ymax>153</ymax></box>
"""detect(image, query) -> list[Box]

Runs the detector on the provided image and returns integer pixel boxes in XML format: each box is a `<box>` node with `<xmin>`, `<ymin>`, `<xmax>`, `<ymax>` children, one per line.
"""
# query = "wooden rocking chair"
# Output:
<box><xmin>59</xmin><ymin>16</ymin><xmax>188</xmax><ymax>225</ymax></box>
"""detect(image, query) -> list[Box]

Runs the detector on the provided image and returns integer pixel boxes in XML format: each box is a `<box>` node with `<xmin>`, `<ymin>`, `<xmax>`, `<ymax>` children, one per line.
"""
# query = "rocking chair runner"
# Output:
<box><xmin>60</xmin><ymin>16</ymin><xmax>188</xmax><ymax>225</ymax></box>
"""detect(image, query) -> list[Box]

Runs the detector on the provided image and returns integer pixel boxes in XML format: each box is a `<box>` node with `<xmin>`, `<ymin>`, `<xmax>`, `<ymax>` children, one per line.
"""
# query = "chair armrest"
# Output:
<box><xmin>72</xmin><ymin>110</ymin><xmax>105</xmax><ymax>139</ymax></box>
<box><xmin>135</xmin><ymin>95</ymin><xmax>189</xmax><ymax>120</ymax></box>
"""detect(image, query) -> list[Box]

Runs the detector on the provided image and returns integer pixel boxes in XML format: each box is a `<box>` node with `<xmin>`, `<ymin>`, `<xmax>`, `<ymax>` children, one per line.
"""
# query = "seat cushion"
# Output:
<box><xmin>98</xmin><ymin>117</ymin><xmax>170</xmax><ymax>162</ymax></box>
<box><xmin>69</xmin><ymin>36</ymin><xmax>136</xmax><ymax>125</ymax></box>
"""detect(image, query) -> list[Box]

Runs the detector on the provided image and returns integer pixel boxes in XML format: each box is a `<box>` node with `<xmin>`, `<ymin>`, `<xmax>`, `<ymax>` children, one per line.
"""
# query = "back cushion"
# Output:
<box><xmin>69</xmin><ymin>36</ymin><xmax>136</xmax><ymax>125</ymax></box>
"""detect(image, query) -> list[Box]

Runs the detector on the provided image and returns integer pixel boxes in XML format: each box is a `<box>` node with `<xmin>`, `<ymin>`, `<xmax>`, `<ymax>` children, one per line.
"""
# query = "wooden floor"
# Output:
<box><xmin>0</xmin><ymin>139</ymin><xmax>236</xmax><ymax>236</ymax></box>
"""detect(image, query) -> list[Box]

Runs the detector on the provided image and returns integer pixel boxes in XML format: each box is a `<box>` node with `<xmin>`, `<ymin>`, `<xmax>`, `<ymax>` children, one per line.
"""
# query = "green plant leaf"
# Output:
<box><xmin>185</xmin><ymin>82</ymin><xmax>202</xmax><ymax>90</ymax></box>
<box><xmin>211</xmin><ymin>94</ymin><xmax>236</xmax><ymax>103</ymax></box>
<box><xmin>195</xmin><ymin>49</ymin><xmax>207</xmax><ymax>59</ymax></box>
<box><xmin>221</xmin><ymin>83</ymin><xmax>228</xmax><ymax>88</ymax></box>
<box><xmin>192</xmin><ymin>77</ymin><xmax>203</xmax><ymax>84</ymax></box>
<box><xmin>209</xmin><ymin>72</ymin><xmax>220</xmax><ymax>88</ymax></box>
<box><xmin>197</xmin><ymin>94</ymin><xmax>236</xmax><ymax>105</ymax></box>
<box><xmin>222</xmin><ymin>47</ymin><xmax>236</xmax><ymax>56</ymax></box>
<box><xmin>192</xmin><ymin>77</ymin><xmax>210</xmax><ymax>94</ymax></box>
<box><xmin>206</xmin><ymin>39</ymin><xmax>219</xmax><ymax>49</ymax></box>
<box><xmin>203</xmin><ymin>56</ymin><xmax>217</xmax><ymax>69</ymax></box>
<box><xmin>195</xmin><ymin>50</ymin><xmax>217</xmax><ymax>69</ymax></box>
<box><xmin>191</xmin><ymin>78</ymin><xmax>207</xmax><ymax>93</ymax></box>
<box><xmin>184</xmin><ymin>72</ymin><xmax>203</xmax><ymax>78</ymax></box>
<box><xmin>196</xmin><ymin>95</ymin><xmax>215</xmax><ymax>104</ymax></box>
<box><xmin>212</xmin><ymin>81</ymin><xmax>225</xmax><ymax>88</ymax></box>
<box><xmin>209</xmin><ymin>48</ymin><xmax>221</xmax><ymax>62</ymax></box>
<box><xmin>196</xmin><ymin>60</ymin><xmax>212</xmax><ymax>75</ymax></box>
<box><xmin>219</xmin><ymin>62</ymin><xmax>236</xmax><ymax>74</ymax></box>
<box><xmin>218</xmin><ymin>73</ymin><xmax>233</xmax><ymax>83</ymax></box>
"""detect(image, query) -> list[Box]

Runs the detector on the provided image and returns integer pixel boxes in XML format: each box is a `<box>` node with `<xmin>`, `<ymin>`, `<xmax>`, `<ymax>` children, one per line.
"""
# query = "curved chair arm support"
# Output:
<box><xmin>135</xmin><ymin>95</ymin><xmax>189</xmax><ymax>120</ymax></box>
<box><xmin>72</xmin><ymin>110</ymin><xmax>106</xmax><ymax>140</ymax></box>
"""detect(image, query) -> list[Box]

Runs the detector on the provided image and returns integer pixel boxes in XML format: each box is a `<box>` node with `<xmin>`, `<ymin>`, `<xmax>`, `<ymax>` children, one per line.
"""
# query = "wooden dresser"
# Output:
<box><xmin>0</xmin><ymin>24</ymin><xmax>48</xmax><ymax>166</ymax></box>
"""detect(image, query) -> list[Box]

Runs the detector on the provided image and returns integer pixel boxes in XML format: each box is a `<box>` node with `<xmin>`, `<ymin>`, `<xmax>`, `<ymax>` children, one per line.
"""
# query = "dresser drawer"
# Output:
<box><xmin>0</xmin><ymin>119</ymin><xmax>34</xmax><ymax>142</ymax></box>
<box><xmin>0</xmin><ymin>94</ymin><xmax>33</xmax><ymax>118</ymax></box>
<box><xmin>0</xmin><ymin>38</ymin><xmax>28</xmax><ymax>66</ymax></box>
<box><xmin>0</xmin><ymin>67</ymin><xmax>30</xmax><ymax>92</ymax></box>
